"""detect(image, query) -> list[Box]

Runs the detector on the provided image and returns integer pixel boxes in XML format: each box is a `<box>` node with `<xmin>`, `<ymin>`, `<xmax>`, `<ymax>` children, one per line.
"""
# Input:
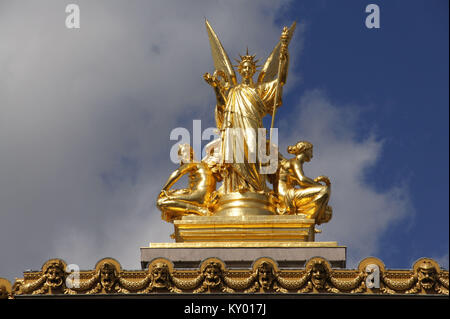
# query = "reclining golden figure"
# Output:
<box><xmin>157</xmin><ymin>144</ymin><xmax>217</xmax><ymax>222</ymax></box>
<box><xmin>277</xmin><ymin>141</ymin><xmax>332</xmax><ymax>224</ymax></box>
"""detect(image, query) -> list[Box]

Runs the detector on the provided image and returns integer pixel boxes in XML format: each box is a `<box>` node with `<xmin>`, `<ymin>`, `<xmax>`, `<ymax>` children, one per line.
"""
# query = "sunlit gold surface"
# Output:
<box><xmin>157</xmin><ymin>144</ymin><xmax>217</xmax><ymax>222</ymax></box>
<box><xmin>156</xmin><ymin>20</ymin><xmax>334</xmax><ymax>241</ymax></box>
<box><xmin>0</xmin><ymin>277</ymin><xmax>12</xmax><ymax>299</ymax></box>
<box><xmin>203</xmin><ymin>20</ymin><xmax>294</xmax><ymax>194</ymax></box>
<box><xmin>214</xmin><ymin>192</ymin><xmax>276</xmax><ymax>216</ymax></box>
<box><xmin>147</xmin><ymin>241</ymin><xmax>339</xmax><ymax>248</ymax></box>
<box><xmin>276</xmin><ymin>141</ymin><xmax>332</xmax><ymax>224</ymax></box>
<box><xmin>172</xmin><ymin>215</ymin><xmax>318</xmax><ymax>242</ymax></box>
<box><xmin>7</xmin><ymin>257</ymin><xmax>448</xmax><ymax>297</ymax></box>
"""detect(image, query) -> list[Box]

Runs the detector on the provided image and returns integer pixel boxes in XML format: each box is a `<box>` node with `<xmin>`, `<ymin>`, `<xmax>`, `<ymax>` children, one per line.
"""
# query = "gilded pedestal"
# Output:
<box><xmin>172</xmin><ymin>215</ymin><xmax>317</xmax><ymax>242</ymax></box>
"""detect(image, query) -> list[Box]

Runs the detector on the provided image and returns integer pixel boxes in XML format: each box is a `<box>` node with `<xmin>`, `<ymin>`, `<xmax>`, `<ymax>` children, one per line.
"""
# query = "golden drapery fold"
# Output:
<box><xmin>219</xmin><ymin>80</ymin><xmax>281</xmax><ymax>193</ymax></box>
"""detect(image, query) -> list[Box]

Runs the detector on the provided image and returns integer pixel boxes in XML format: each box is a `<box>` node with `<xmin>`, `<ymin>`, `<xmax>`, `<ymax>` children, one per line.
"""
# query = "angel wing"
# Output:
<box><xmin>257</xmin><ymin>22</ymin><xmax>297</xmax><ymax>84</ymax></box>
<box><xmin>205</xmin><ymin>19</ymin><xmax>237</xmax><ymax>86</ymax></box>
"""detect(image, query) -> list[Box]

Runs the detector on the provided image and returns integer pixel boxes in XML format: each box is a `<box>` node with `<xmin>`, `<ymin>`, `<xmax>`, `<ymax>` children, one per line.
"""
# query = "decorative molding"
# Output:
<box><xmin>2</xmin><ymin>256</ymin><xmax>448</xmax><ymax>298</ymax></box>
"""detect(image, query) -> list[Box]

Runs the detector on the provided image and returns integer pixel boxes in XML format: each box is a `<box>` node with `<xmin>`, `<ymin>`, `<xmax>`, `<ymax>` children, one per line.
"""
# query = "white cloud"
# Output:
<box><xmin>0</xmin><ymin>0</ymin><xmax>294</xmax><ymax>280</ymax></box>
<box><xmin>431</xmin><ymin>252</ymin><xmax>449</xmax><ymax>270</ymax></box>
<box><xmin>279</xmin><ymin>90</ymin><xmax>412</xmax><ymax>266</ymax></box>
<box><xmin>0</xmin><ymin>0</ymin><xmax>413</xmax><ymax>281</ymax></box>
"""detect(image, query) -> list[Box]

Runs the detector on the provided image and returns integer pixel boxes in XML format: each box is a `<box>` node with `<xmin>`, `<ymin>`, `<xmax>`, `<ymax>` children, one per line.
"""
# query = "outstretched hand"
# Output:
<box><xmin>203</xmin><ymin>72</ymin><xmax>219</xmax><ymax>87</ymax></box>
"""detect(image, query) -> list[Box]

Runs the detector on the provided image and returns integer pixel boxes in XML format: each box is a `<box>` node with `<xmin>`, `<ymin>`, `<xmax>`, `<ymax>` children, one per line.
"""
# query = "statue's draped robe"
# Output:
<box><xmin>218</xmin><ymin>80</ymin><xmax>280</xmax><ymax>193</ymax></box>
<box><xmin>284</xmin><ymin>184</ymin><xmax>330</xmax><ymax>221</ymax></box>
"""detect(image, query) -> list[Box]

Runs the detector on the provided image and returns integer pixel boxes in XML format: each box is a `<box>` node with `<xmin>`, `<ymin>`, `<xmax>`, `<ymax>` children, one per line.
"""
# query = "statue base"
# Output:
<box><xmin>143</xmin><ymin>213</ymin><xmax>346</xmax><ymax>270</ymax></box>
<box><xmin>172</xmin><ymin>215</ymin><xmax>317</xmax><ymax>242</ymax></box>
<box><xmin>140</xmin><ymin>241</ymin><xmax>346</xmax><ymax>269</ymax></box>
<box><xmin>214</xmin><ymin>192</ymin><xmax>277</xmax><ymax>216</ymax></box>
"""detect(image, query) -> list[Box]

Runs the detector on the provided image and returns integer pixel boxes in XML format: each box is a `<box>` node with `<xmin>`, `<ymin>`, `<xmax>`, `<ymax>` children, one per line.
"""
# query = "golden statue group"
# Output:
<box><xmin>2</xmin><ymin>20</ymin><xmax>448</xmax><ymax>300</ymax></box>
<box><xmin>157</xmin><ymin>20</ymin><xmax>332</xmax><ymax>232</ymax></box>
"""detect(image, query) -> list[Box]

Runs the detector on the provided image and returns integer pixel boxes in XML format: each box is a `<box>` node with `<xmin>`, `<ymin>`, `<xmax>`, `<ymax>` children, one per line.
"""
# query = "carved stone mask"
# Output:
<box><xmin>45</xmin><ymin>262</ymin><xmax>64</xmax><ymax>288</ymax></box>
<box><xmin>204</xmin><ymin>262</ymin><xmax>221</xmax><ymax>286</ymax></box>
<box><xmin>99</xmin><ymin>263</ymin><xmax>117</xmax><ymax>291</ymax></box>
<box><xmin>310</xmin><ymin>263</ymin><xmax>328</xmax><ymax>289</ymax></box>
<box><xmin>417</xmin><ymin>262</ymin><xmax>437</xmax><ymax>290</ymax></box>
<box><xmin>152</xmin><ymin>263</ymin><xmax>170</xmax><ymax>288</ymax></box>
<box><xmin>0</xmin><ymin>285</ymin><xmax>8</xmax><ymax>298</ymax></box>
<box><xmin>257</xmin><ymin>262</ymin><xmax>274</xmax><ymax>289</ymax></box>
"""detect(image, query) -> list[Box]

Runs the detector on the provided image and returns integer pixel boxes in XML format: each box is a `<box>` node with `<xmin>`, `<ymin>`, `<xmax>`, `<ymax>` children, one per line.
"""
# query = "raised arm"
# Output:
<box><xmin>204</xmin><ymin>70</ymin><xmax>230</xmax><ymax>129</ymax></box>
<box><xmin>203</xmin><ymin>70</ymin><xmax>227</xmax><ymax>107</ymax></box>
<box><xmin>278</xmin><ymin>27</ymin><xmax>290</xmax><ymax>86</ymax></box>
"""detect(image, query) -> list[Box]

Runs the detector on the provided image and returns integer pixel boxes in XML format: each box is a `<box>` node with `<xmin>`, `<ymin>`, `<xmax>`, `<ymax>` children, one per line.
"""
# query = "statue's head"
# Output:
<box><xmin>235</xmin><ymin>49</ymin><xmax>259</xmax><ymax>80</ymax></box>
<box><xmin>287</xmin><ymin>141</ymin><xmax>313</xmax><ymax>161</ymax></box>
<box><xmin>178</xmin><ymin>144</ymin><xmax>195</xmax><ymax>164</ymax></box>
<box><xmin>202</xmin><ymin>139</ymin><xmax>220</xmax><ymax>167</ymax></box>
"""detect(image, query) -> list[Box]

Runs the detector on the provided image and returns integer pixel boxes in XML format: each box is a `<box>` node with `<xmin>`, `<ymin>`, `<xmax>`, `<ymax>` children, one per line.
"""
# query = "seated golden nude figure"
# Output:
<box><xmin>157</xmin><ymin>144</ymin><xmax>217</xmax><ymax>222</ymax></box>
<box><xmin>277</xmin><ymin>141</ymin><xmax>332</xmax><ymax>224</ymax></box>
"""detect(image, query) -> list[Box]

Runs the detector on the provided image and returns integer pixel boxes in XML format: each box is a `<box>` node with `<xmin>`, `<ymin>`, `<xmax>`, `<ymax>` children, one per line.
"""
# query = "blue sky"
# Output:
<box><xmin>278</xmin><ymin>0</ymin><xmax>449</xmax><ymax>267</ymax></box>
<box><xmin>0</xmin><ymin>0</ymin><xmax>448</xmax><ymax>282</ymax></box>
